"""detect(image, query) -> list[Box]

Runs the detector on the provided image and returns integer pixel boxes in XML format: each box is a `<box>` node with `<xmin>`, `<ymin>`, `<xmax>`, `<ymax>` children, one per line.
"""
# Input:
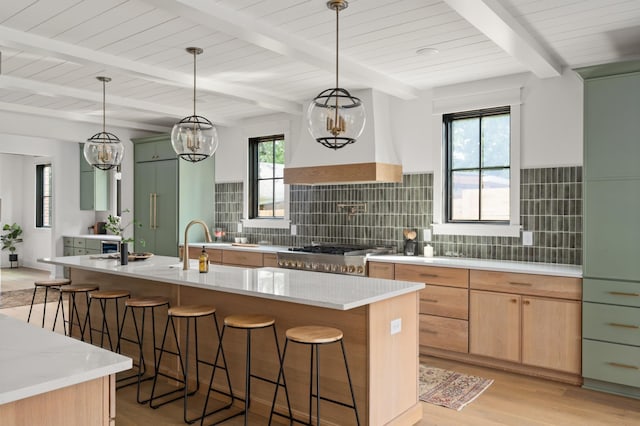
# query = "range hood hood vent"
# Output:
<box><xmin>284</xmin><ymin>89</ymin><xmax>402</xmax><ymax>185</ymax></box>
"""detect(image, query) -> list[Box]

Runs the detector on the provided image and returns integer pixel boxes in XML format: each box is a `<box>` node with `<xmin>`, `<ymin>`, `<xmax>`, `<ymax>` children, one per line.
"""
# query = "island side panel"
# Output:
<box><xmin>368</xmin><ymin>291</ymin><xmax>421</xmax><ymax>425</ymax></box>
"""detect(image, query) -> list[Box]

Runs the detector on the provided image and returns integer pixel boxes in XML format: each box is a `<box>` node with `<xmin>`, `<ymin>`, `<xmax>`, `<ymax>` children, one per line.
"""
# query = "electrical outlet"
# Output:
<box><xmin>390</xmin><ymin>318</ymin><xmax>402</xmax><ymax>335</ymax></box>
<box><xmin>423</xmin><ymin>228</ymin><xmax>432</xmax><ymax>242</ymax></box>
<box><xmin>237</xmin><ymin>223</ymin><xmax>243</xmax><ymax>233</ymax></box>
<box><xmin>522</xmin><ymin>231</ymin><xmax>533</xmax><ymax>246</ymax></box>
<box><xmin>291</xmin><ymin>224</ymin><xmax>297</xmax><ymax>236</ymax></box>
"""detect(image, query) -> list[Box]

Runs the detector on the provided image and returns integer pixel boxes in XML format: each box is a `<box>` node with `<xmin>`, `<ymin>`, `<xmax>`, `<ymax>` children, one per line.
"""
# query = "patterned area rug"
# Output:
<box><xmin>0</xmin><ymin>288</ymin><xmax>60</xmax><ymax>309</ymax></box>
<box><xmin>419</xmin><ymin>365</ymin><xmax>493</xmax><ymax>411</ymax></box>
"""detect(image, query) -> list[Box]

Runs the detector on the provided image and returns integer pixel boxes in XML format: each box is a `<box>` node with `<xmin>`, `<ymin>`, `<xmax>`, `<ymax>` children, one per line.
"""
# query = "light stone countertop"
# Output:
<box><xmin>0</xmin><ymin>314</ymin><xmax>131</xmax><ymax>405</ymax></box>
<box><xmin>64</xmin><ymin>234</ymin><xmax>121</xmax><ymax>241</ymax></box>
<box><xmin>184</xmin><ymin>242</ymin><xmax>283</xmax><ymax>253</ymax></box>
<box><xmin>39</xmin><ymin>255</ymin><xmax>425</xmax><ymax>310</ymax></box>
<box><xmin>369</xmin><ymin>255</ymin><xmax>582</xmax><ymax>278</ymax></box>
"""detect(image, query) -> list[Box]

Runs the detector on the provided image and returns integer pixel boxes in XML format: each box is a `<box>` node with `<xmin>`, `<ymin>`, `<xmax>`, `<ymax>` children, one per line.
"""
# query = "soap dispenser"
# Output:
<box><xmin>199</xmin><ymin>246</ymin><xmax>209</xmax><ymax>273</ymax></box>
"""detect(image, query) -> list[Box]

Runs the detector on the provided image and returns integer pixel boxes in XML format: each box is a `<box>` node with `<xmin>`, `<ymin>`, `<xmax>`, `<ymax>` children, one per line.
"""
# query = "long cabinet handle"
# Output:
<box><xmin>423</xmin><ymin>329</ymin><xmax>438</xmax><ymax>335</ymax></box>
<box><xmin>153</xmin><ymin>193</ymin><xmax>158</xmax><ymax>229</ymax></box>
<box><xmin>509</xmin><ymin>281</ymin><xmax>532</xmax><ymax>286</ymax></box>
<box><xmin>149</xmin><ymin>193</ymin><xmax>154</xmax><ymax>229</ymax></box>
<box><xmin>423</xmin><ymin>299</ymin><xmax>439</xmax><ymax>303</ymax></box>
<box><xmin>608</xmin><ymin>322</ymin><xmax>639</xmax><ymax>329</ymax></box>
<box><xmin>608</xmin><ymin>291</ymin><xmax>639</xmax><ymax>297</ymax></box>
<box><xmin>419</xmin><ymin>273</ymin><xmax>439</xmax><ymax>278</ymax></box>
<box><xmin>607</xmin><ymin>362</ymin><xmax>638</xmax><ymax>370</ymax></box>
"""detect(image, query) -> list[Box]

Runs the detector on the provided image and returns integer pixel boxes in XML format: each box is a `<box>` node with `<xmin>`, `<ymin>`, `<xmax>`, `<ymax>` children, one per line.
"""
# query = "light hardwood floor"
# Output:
<box><xmin>2</xmin><ymin>268</ymin><xmax>639</xmax><ymax>425</ymax></box>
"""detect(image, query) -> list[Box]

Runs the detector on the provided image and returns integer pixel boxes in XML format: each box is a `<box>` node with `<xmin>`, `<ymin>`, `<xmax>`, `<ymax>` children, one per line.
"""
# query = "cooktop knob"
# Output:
<box><xmin>347</xmin><ymin>265</ymin><xmax>356</xmax><ymax>273</ymax></box>
<box><xmin>357</xmin><ymin>266</ymin><xmax>365</xmax><ymax>274</ymax></box>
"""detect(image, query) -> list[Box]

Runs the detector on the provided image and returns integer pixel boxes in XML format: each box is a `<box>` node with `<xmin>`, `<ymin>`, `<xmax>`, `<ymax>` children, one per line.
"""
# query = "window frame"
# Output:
<box><xmin>444</xmin><ymin>106</ymin><xmax>511</xmax><ymax>224</ymax></box>
<box><xmin>35</xmin><ymin>163</ymin><xmax>52</xmax><ymax>228</ymax></box>
<box><xmin>248</xmin><ymin>134</ymin><xmax>285</xmax><ymax>219</ymax></box>
<box><xmin>431</xmin><ymin>80</ymin><xmax>522</xmax><ymax>237</ymax></box>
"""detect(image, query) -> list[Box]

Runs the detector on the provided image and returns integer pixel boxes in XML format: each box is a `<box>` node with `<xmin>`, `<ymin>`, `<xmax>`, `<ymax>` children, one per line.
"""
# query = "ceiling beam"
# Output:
<box><xmin>0</xmin><ymin>101</ymin><xmax>168</xmax><ymax>133</ymax></box>
<box><xmin>0</xmin><ymin>25</ymin><xmax>302</xmax><ymax>115</ymax></box>
<box><xmin>0</xmin><ymin>75</ymin><xmax>236</xmax><ymax>127</ymax></box>
<box><xmin>146</xmin><ymin>0</ymin><xmax>419</xmax><ymax>100</ymax></box>
<box><xmin>443</xmin><ymin>0</ymin><xmax>562</xmax><ymax>78</ymax></box>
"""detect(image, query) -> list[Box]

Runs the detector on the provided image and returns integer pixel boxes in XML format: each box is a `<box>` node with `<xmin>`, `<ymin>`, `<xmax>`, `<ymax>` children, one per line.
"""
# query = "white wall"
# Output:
<box><xmin>0</xmin><ymin>154</ymin><xmax>26</xmax><ymax>267</ymax></box>
<box><xmin>214</xmin><ymin>70</ymin><xmax>584</xmax><ymax>181</ymax></box>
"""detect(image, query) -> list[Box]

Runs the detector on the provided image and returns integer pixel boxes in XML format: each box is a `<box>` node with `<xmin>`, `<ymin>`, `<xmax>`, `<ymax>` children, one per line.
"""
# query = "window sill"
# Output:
<box><xmin>241</xmin><ymin>218</ymin><xmax>291</xmax><ymax>230</ymax></box>
<box><xmin>432</xmin><ymin>223</ymin><xmax>521</xmax><ymax>237</ymax></box>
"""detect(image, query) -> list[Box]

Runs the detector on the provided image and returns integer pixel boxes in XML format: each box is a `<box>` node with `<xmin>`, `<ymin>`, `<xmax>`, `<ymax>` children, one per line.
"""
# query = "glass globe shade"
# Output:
<box><xmin>307</xmin><ymin>88</ymin><xmax>366</xmax><ymax>149</ymax></box>
<box><xmin>171</xmin><ymin>115</ymin><xmax>219</xmax><ymax>162</ymax></box>
<box><xmin>83</xmin><ymin>132</ymin><xmax>124</xmax><ymax>170</ymax></box>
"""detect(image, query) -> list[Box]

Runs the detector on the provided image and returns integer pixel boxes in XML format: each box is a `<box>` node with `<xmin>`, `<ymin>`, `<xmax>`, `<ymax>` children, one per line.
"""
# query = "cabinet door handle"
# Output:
<box><xmin>423</xmin><ymin>298</ymin><xmax>439</xmax><ymax>303</ymax></box>
<box><xmin>523</xmin><ymin>300</ymin><xmax>531</xmax><ymax>305</ymax></box>
<box><xmin>420</xmin><ymin>273</ymin><xmax>438</xmax><ymax>278</ymax></box>
<box><xmin>149</xmin><ymin>193</ymin><xmax>154</xmax><ymax>229</ymax></box>
<box><xmin>509</xmin><ymin>281</ymin><xmax>532</xmax><ymax>286</ymax></box>
<box><xmin>608</xmin><ymin>322</ymin><xmax>639</xmax><ymax>329</ymax></box>
<box><xmin>511</xmin><ymin>298</ymin><xmax>518</xmax><ymax>303</ymax></box>
<box><xmin>608</xmin><ymin>291</ymin><xmax>639</xmax><ymax>297</ymax></box>
<box><xmin>153</xmin><ymin>193</ymin><xmax>158</xmax><ymax>229</ymax></box>
<box><xmin>607</xmin><ymin>362</ymin><xmax>638</xmax><ymax>370</ymax></box>
<box><xmin>423</xmin><ymin>329</ymin><xmax>438</xmax><ymax>335</ymax></box>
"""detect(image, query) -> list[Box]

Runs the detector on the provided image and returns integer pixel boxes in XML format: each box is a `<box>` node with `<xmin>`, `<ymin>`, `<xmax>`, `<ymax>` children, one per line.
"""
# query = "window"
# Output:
<box><xmin>248</xmin><ymin>134</ymin><xmax>285</xmax><ymax>219</ymax></box>
<box><xmin>444</xmin><ymin>107</ymin><xmax>510</xmax><ymax>223</ymax></box>
<box><xmin>36</xmin><ymin>164</ymin><xmax>52</xmax><ymax>228</ymax></box>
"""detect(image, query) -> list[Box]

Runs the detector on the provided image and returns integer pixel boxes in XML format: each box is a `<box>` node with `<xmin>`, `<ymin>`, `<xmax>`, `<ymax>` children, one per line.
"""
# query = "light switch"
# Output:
<box><xmin>423</xmin><ymin>228</ymin><xmax>432</xmax><ymax>242</ymax></box>
<box><xmin>237</xmin><ymin>223</ymin><xmax>243</xmax><ymax>233</ymax></box>
<box><xmin>390</xmin><ymin>318</ymin><xmax>402</xmax><ymax>335</ymax></box>
<box><xmin>522</xmin><ymin>231</ymin><xmax>533</xmax><ymax>246</ymax></box>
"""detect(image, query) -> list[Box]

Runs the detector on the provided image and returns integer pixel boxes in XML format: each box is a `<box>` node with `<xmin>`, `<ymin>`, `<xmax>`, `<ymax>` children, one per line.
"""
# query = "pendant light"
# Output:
<box><xmin>83</xmin><ymin>76</ymin><xmax>124</xmax><ymax>170</ymax></box>
<box><xmin>307</xmin><ymin>0</ymin><xmax>365</xmax><ymax>150</ymax></box>
<box><xmin>171</xmin><ymin>47</ymin><xmax>219</xmax><ymax>162</ymax></box>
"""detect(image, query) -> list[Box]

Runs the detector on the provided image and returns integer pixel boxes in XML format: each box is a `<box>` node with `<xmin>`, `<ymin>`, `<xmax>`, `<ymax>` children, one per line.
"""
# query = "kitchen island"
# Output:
<box><xmin>40</xmin><ymin>255</ymin><xmax>425</xmax><ymax>425</ymax></box>
<box><xmin>0</xmin><ymin>313</ymin><xmax>131</xmax><ymax>426</ymax></box>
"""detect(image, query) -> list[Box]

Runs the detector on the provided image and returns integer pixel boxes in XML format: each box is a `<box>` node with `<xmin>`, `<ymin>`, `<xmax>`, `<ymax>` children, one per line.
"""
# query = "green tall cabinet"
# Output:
<box><xmin>79</xmin><ymin>144</ymin><xmax>110</xmax><ymax>211</ymax></box>
<box><xmin>132</xmin><ymin>135</ymin><xmax>215</xmax><ymax>257</ymax></box>
<box><xmin>578</xmin><ymin>61</ymin><xmax>640</xmax><ymax>399</ymax></box>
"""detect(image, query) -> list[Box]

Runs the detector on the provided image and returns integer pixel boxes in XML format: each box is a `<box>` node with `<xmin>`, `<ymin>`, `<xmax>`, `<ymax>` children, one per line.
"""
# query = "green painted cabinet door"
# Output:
<box><xmin>584</xmin><ymin>73</ymin><xmax>640</xmax><ymax>180</ymax></box>
<box><xmin>134</xmin><ymin>161</ymin><xmax>156</xmax><ymax>253</ymax></box>
<box><xmin>154</xmin><ymin>160</ymin><xmax>178</xmax><ymax>256</ymax></box>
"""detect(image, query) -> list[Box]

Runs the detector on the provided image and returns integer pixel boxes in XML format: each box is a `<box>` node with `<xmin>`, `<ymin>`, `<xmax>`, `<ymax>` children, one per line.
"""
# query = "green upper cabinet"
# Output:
<box><xmin>584</xmin><ymin>72</ymin><xmax>640</xmax><ymax>180</ymax></box>
<box><xmin>79</xmin><ymin>143</ymin><xmax>110</xmax><ymax>211</ymax></box>
<box><xmin>132</xmin><ymin>135</ymin><xmax>215</xmax><ymax>256</ymax></box>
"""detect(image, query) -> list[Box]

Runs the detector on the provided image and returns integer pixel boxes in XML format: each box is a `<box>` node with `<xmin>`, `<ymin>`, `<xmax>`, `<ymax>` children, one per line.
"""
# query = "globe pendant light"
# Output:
<box><xmin>307</xmin><ymin>0</ymin><xmax>365</xmax><ymax>150</ymax></box>
<box><xmin>83</xmin><ymin>76</ymin><xmax>124</xmax><ymax>170</ymax></box>
<box><xmin>171</xmin><ymin>47</ymin><xmax>219</xmax><ymax>162</ymax></box>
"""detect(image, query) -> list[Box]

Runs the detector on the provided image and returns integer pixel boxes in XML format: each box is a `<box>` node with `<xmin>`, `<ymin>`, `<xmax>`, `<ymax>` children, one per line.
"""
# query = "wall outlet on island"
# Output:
<box><xmin>390</xmin><ymin>318</ymin><xmax>402</xmax><ymax>335</ymax></box>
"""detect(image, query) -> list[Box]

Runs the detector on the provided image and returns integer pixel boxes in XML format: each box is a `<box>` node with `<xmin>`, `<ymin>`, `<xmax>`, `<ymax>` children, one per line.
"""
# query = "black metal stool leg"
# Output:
<box><xmin>340</xmin><ymin>340</ymin><xmax>360</xmax><ymax>426</ymax></box>
<box><xmin>27</xmin><ymin>287</ymin><xmax>38</xmax><ymax>324</ymax></box>
<box><xmin>53</xmin><ymin>290</ymin><xmax>65</xmax><ymax>334</ymax></box>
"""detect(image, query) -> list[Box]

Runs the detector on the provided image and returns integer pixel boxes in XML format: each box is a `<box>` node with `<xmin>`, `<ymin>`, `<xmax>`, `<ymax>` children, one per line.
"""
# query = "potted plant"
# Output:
<box><xmin>1</xmin><ymin>223</ymin><xmax>23</xmax><ymax>266</ymax></box>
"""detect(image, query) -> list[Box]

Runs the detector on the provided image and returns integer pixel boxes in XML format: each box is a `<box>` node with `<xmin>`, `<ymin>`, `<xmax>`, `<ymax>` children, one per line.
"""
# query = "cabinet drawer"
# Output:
<box><xmin>395</xmin><ymin>264</ymin><xmax>468</xmax><ymax>288</ymax></box>
<box><xmin>63</xmin><ymin>237</ymin><xmax>74</xmax><ymax>248</ymax></box>
<box><xmin>85</xmin><ymin>239</ymin><xmax>101</xmax><ymax>251</ymax></box>
<box><xmin>263</xmin><ymin>253</ymin><xmax>278</xmax><ymax>268</ymax></box>
<box><xmin>470</xmin><ymin>270</ymin><xmax>581</xmax><ymax>300</ymax></box>
<box><xmin>73</xmin><ymin>248</ymin><xmax>87</xmax><ymax>256</ymax></box>
<box><xmin>206</xmin><ymin>249</ymin><xmax>222</xmax><ymax>264</ymax></box>
<box><xmin>583</xmin><ymin>303</ymin><xmax>640</xmax><ymax>346</ymax></box>
<box><xmin>419</xmin><ymin>314</ymin><xmax>468</xmax><ymax>353</ymax></box>
<box><xmin>583</xmin><ymin>278</ymin><xmax>640</xmax><ymax>307</ymax></box>
<box><xmin>583</xmin><ymin>339</ymin><xmax>640</xmax><ymax>388</ymax></box>
<box><xmin>63</xmin><ymin>247</ymin><xmax>74</xmax><ymax>256</ymax></box>
<box><xmin>222</xmin><ymin>250</ymin><xmax>263</xmax><ymax>267</ymax></box>
<box><xmin>73</xmin><ymin>238</ymin><xmax>86</xmax><ymax>248</ymax></box>
<box><xmin>420</xmin><ymin>285</ymin><xmax>468</xmax><ymax>319</ymax></box>
<box><xmin>368</xmin><ymin>262</ymin><xmax>394</xmax><ymax>279</ymax></box>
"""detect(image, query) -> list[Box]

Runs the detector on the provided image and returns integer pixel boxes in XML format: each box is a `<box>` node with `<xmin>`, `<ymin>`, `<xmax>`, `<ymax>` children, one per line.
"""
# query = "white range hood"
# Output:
<box><xmin>284</xmin><ymin>89</ymin><xmax>403</xmax><ymax>185</ymax></box>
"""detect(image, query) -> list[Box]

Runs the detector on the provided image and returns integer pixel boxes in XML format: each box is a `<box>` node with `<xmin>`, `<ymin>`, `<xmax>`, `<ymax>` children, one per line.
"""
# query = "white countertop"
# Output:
<box><xmin>369</xmin><ymin>255</ymin><xmax>582</xmax><ymax>278</ymax></box>
<box><xmin>0</xmin><ymin>314</ymin><xmax>131</xmax><ymax>405</ymax></box>
<box><xmin>184</xmin><ymin>242</ymin><xmax>283</xmax><ymax>253</ymax></box>
<box><xmin>64</xmin><ymin>234</ymin><xmax>121</xmax><ymax>241</ymax></box>
<box><xmin>39</xmin><ymin>255</ymin><xmax>424</xmax><ymax>310</ymax></box>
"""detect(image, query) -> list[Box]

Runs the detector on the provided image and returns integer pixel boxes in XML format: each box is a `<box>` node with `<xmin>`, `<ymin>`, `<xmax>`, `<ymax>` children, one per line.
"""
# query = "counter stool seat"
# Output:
<box><xmin>54</xmin><ymin>284</ymin><xmax>99</xmax><ymax>340</ymax></box>
<box><xmin>86</xmin><ymin>289</ymin><xmax>130</xmax><ymax>351</ymax></box>
<box><xmin>116</xmin><ymin>296</ymin><xmax>170</xmax><ymax>404</ymax></box>
<box><xmin>202</xmin><ymin>314</ymin><xmax>291</xmax><ymax>425</ymax></box>
<box><xmin>150</xmin><ymin>304</ymin><xmax>233</xmax><ymax>424</ymax></box>
<box><xmin>270</xmin><ymin>325</ymin><xmax>360</xmax><ymax>426</ymax></box>
<box><xmin>28</xmin><ymin>278</ymin><xmax>71</xmax><ymax>329</ymax></box>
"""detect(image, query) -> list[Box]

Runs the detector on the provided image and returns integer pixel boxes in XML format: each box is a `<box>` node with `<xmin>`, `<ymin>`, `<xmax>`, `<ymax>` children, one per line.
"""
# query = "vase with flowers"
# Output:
<box><xmin>104</xmin><ymin>209</ymin><xmax>144</xmax><ymax>265</ymax></box>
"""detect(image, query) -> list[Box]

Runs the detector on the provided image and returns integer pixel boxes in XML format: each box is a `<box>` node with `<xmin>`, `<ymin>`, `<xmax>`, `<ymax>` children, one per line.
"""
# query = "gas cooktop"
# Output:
<box><xmin>278</xmin><ymin>244</ymin><xmax>393</xmax><ymax>276</ymax></box>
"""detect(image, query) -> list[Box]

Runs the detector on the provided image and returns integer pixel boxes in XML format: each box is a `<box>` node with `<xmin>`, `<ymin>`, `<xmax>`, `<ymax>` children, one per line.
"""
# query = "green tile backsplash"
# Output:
<box><xmin>215</xmin><ymin>166</ymin><xmax>582</xmax><ymax>265</ymax></box>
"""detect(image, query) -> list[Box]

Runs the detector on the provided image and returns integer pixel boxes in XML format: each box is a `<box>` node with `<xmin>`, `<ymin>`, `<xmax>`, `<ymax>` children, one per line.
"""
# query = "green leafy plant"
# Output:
<box><xmin>105</xmin><ymin>209</ymin><xmax>145</xmax><ymax>248</ymax></box>
<box><xmin>1</xmin><ymin>223</ymin><xmax>23</xmax><ymax>253</ymax></box>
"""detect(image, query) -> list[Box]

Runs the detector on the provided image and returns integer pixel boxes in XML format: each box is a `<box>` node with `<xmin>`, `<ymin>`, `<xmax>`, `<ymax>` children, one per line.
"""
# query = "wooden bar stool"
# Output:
<box><xmin>115</xmin><ymin>296</ymin><xmax>170</xmax><ymax>403</ymax></box>
<box><xmin>27</xmin><ymin>278</ymin><xmax>70</xmax><ymax>329</ymax></box>
<box><xmin>53</xmin><ymin>284</ymin><xmax>99</xmax><ymax>340</ymax></box>
<box><xmin>85</xmin><ymin>289</ymin><xmax>131</xmax><ymax>351</ymax></box>
<box><xmin>149</xmin><ymin>305</ymin><xmax>233</xmax><ymax>424</ymax></box>
<box><xmin>270</xmin><ymin>326</ymin><xmax>360</xmax><ymax>426</ymax></box>
<box><xmin>201</xmin><ymin>314</ymin><xmax>291</xmax><ymax>425</ymax></box>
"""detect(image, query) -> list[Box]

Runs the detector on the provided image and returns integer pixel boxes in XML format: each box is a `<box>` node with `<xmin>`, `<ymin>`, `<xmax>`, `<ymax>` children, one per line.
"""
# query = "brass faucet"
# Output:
<box><xmin>183</xmin><ymin>219</ymin><xmax>213</xmax><ymax>270</ymax></box>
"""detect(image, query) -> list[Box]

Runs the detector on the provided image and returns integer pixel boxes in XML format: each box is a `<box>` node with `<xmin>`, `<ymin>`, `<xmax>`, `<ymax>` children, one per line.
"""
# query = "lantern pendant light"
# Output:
<box><xmin>83</xmin><ymin>76</ymin><xmax>124</xmax><ymax>170</ymax></box>
<box><xmin>307</xmin><ymin>0</ymin><xmax>365</xmax><ymax>150</ymax></box>
<box><xmin>171</xmin><ymin>47</ymin><xmax>219</xmax><ymax>162</ymax></box>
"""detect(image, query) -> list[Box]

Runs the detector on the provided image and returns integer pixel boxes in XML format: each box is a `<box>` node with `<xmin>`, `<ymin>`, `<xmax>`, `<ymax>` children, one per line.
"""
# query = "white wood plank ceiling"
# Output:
<box><xmin>0</xmin><ymin>0</ymin><xmax>639</xmax><ymax>133</ymax></box>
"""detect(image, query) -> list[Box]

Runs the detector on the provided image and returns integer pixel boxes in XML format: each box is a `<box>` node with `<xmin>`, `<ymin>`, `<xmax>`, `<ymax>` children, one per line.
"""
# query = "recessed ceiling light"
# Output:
<box><xmin>416</xmin><ymin>47</ymin><xmax>439</xmax><ymax>56</ymax></box>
